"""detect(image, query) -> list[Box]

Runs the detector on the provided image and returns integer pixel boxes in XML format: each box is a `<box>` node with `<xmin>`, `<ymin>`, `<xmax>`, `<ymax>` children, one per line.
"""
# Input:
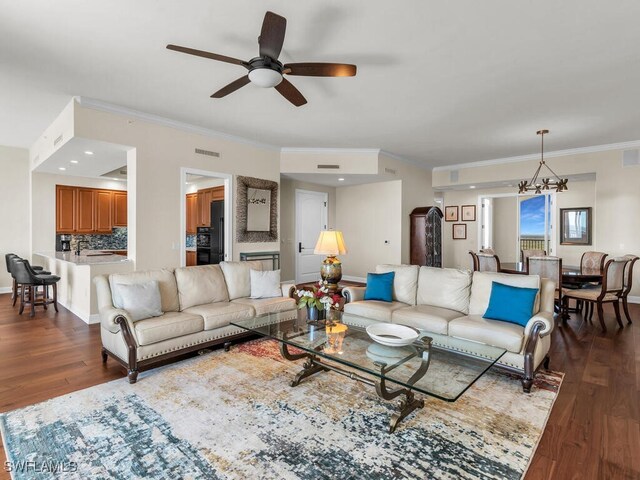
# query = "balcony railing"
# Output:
<box><xmin>520</xmin><ymin>236</ymin><xmax>548</xmax><ymax>253</ymax></box>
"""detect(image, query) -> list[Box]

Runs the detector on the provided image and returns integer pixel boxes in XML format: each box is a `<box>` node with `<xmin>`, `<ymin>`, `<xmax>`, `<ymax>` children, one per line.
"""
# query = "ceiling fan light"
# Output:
<box><xmin>248</xmin><ymin>68</ymin><xmax>282</xmax><ymax>88</ymax></box>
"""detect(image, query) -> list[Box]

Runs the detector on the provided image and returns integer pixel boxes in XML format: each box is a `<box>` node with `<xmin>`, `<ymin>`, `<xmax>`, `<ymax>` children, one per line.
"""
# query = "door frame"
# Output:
<box><xmin>180</xmin><ymin>168</ymin><xmax>233</xmax><ymax>267</ymax></box>
<box><xmin>294</xmin><ymin>189</ymin><xmax>328</xmax><ymax>284</ymax></box>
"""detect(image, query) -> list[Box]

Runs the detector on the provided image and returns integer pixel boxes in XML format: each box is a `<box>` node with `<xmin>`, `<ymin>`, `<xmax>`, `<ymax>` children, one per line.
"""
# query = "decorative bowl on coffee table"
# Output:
<box><xmin>365</xmin><ymin>323</ymin><xmax>420</xmax><ymax>347</ymax></box>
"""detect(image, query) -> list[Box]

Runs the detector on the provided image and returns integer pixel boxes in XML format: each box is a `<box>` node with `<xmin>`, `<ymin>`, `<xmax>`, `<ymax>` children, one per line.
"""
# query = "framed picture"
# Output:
<box><xmin>560</xmin><ymin>207</ymin><xmax>592</xmax><ymax>245</ymax></box>
<box><xmin>445</xmin><ymin>206</ymin><xmax>458</xmax><ymax>222</ymax></box>
<box><xmin>452</xmin><ymin>223</ymin><xmax>467</xmax><ymax>240</ymax></box>
<box><xmin>461</xmin><ymin>205</ymin><xmax>476</xmax><ymax>222</ymax></box>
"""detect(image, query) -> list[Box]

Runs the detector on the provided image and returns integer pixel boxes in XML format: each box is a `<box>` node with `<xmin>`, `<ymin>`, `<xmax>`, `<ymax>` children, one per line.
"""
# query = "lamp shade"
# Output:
<box><xmin>314</xmin><ymin>231</ymin><xmax>348</xmax><ymax>256</ymax></box>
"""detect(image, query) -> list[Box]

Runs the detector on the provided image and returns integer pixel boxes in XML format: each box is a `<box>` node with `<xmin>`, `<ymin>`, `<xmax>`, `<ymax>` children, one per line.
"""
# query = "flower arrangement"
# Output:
<box><xmin>295</xmin><ymin>280</ymin><xmax>341</xmax><ymax>311</ymax></box>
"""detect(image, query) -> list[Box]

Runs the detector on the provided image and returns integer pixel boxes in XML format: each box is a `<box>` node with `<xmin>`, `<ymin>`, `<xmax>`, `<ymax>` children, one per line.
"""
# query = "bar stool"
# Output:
<box><xmin>5</xmin><ymin>254</ymin><xmax>49</xmax><ymax>307</ymax></box>
<box><xmin>11</xmin><ymin>260</ymin><xmax>60</xmax><ymax>317</ymax></box>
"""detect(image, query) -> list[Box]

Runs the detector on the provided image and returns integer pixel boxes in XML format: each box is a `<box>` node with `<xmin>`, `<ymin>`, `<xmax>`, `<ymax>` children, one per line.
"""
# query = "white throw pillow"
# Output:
<box><xmin>250</xmin><ymin>269</ymin><xmax>282</xmax><ymax>299</ymax></box>
<box><xmin>115</xmin><ymin>280</ymin><xmax>163</xmax><ymax>321</ymax></box>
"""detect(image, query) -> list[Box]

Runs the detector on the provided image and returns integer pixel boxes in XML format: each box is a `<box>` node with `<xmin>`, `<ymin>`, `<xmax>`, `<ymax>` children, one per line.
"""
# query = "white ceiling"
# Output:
<box><xmin>2</xmin><ymin>1</ymin><xmax>640</xmax><ymax>167</ymax></box>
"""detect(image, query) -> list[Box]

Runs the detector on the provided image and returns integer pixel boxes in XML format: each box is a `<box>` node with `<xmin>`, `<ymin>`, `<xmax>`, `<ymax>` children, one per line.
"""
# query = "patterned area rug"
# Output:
<box><xmin>0</xmin><ymin>339</ymin><xmax>562</xmax><ymax>479</ymax></box>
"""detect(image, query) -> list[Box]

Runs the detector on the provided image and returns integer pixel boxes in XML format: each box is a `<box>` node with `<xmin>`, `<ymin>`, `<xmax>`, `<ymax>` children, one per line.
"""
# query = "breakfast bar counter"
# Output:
<box><xmin>34</xmin><ymin>252</ymin><xmax>134</xmax><ymax>324</ymax></box>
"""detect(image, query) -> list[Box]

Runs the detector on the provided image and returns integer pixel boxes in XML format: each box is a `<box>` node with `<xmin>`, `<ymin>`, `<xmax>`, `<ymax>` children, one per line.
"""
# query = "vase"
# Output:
<box><xmin>307</xmin><ymin>305</ymin><xmax>326</xmax><ymax>322</ymax></box>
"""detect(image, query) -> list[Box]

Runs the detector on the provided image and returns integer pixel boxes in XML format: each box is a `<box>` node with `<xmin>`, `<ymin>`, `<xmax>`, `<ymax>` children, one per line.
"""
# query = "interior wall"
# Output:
<box><xmin>31</xmin><ymin>173</ymin><xmax>126</xmax><ymax>255</ymax></box>
<box><xmin>336</xmin><ymin>180</ymin><xmax>402</xmax><ymax>279</ymax></box>
<box><xmin>0</xmin><ymin>146</ymin><xmax>30</xmax><ymax>291</ymax></box>
<box><xmin>64</xmin><ymin>102</ymin><xmax>281</xmax><ymax>271</ymax></box>
<box><xmin>279</xmin><ymin>177</ymin><xmax>336</xmax><ymax>281</ymax></box>
<box><xmin>492</xmin><ymin>196</ymin><xmax>518</xmax><ymax>262</ymax></box>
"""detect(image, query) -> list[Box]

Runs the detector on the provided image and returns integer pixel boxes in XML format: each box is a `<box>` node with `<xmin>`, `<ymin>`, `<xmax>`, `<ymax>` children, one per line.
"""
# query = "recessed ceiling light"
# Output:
<box><xmin>338</xmin><ymin>178</ymin><xmax>345</xmax><ymax>182</ymax></box>
<box><xmin>84</xmin><ymin>151</ymin><xmax>94</xmax><ymax>155</ymax></box>
<box><xmin>70</xmin><ymin>160</ymin><xmax>78</xmax><ymax>164</ymax></box>
<box><xmin>469</xmin><ymin>185</ymin><xmax>476</xmax><ymax>189</ymax></box>
<box><xmin>58</xmin><ymin>167</ymin><xmax>66</xmax><ymax>171</ymax></box>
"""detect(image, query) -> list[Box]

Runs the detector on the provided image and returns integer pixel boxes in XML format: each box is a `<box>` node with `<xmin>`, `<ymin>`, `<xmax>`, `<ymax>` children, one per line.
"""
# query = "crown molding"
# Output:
<box><xmin>74</xmin><ymin>96</ymin><xmax>280</xmax><ymax>151</ymax></box>
<box><xmin>432</xmin><ymin>139</ymin><xmax>640</xmax><ymax>172</ymax></box>
<box><xmin>280</xmin><ymin>147</ymin><xmax>380</xmax><ymax>155</ymax></box>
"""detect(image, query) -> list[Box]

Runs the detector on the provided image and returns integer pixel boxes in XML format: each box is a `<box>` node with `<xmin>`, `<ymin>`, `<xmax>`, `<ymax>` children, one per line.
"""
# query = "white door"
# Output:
<box><xmin>295</xmin><ymin>190</ymin><xmax>328</xmax><ymax>283</ymax></box>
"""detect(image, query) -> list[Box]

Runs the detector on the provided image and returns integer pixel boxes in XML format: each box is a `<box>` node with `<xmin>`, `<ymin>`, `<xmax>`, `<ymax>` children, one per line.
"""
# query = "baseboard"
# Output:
<box><xmin>628</xmin><ymin>296</ymin><xmax>640</xmax><ymax>304</ymax></box>
<box><xmin>342</xmin><ymin>275</ymin><xmax>367</xmax><ymax>283</ymax></box>
<box><xmin>0</xmin><ymin>287</ymin><xmax>11</xmax><ymax>294</ymax></box>
<box><xmin>89</xmin><ymin>314</ymin><xmax>101</xmax><ymax>324</ymax></box>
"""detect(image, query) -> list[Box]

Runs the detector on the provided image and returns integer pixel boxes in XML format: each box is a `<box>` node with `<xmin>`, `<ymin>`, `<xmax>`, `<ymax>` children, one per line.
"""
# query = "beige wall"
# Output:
<box><xmin>31</xmin><ymin>173</ymin><xmax>127</xmax><ymax>254</ymax></box>
<box><xmin>279</xmin><ymin>177</ymin><xmax>337</xmax><ymax>281</ymax></box>
<box><xmin>40</xmin><ymin>102</ymin><xmax>282</xmax><ymax>271</ymax></box>
<box><xmin>0</xmin><ymin>146</ymin><xmax>31</xmax><ymax>291</ymax></box>
<box><xmin>493</xmin><ymin>196</ymin><xmax>518</xmax><ymax>262</ymax></box>
<box><xmin>436</xmin><ymin>149</ymin><xmax>640</xmax><ymax>298</ymax></box>
<box><xmin>336</xmin><ymin>180</ymin><xmax>403</xmax><ymax>279</ymax></box>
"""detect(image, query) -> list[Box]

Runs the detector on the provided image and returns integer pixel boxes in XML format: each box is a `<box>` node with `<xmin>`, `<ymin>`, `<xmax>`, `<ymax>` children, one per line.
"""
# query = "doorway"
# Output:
<box><xmin>180</xmin><ymin>168</ymin><xmax>233</xmax><ymax>267</ymax></box>
<box><xmin>295</xmin><ymin>189</ymin><xmax>328</xmax><ymax>283</ymax></box>
<box><xmin>519</xmin><ymin>194</ymin><xmax>555</xmax><ymax>257</ymax></box>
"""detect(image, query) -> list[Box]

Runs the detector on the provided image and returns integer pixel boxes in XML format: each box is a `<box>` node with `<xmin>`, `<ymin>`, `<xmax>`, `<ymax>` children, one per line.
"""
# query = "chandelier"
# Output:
<box><xmin>518</xmin><ymin>129</ymin><xmax>568</xmax><ymax>194</ymax></box>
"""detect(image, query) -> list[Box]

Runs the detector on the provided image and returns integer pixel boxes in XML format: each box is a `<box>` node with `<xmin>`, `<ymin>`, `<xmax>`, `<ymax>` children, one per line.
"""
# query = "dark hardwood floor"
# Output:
<box><xmin>0</xmin><ymin>293</ymin><xmax>637</xmax><ymax>479</ymax></box>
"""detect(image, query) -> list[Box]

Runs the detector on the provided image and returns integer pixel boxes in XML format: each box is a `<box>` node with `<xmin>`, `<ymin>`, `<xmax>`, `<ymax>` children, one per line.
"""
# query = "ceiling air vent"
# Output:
<box><xmin>622</xmin><ymin>149</ymin><xmax>639</xmax><ymax>167</ymax></box>
<box><xmin>195</xmin><ymin>148</ymin><xmax>220</xmax><ymax>158</ymax></box>
<box><xmin>384</xmin><ymin>168</ymin><xmax>397</xmax><ymax>175</ymax></box>
<box><xmin>53</xmin><ymin>134</ymin><xmax>63</xmax><ymax>147</ymax></box>
<box><xmin>317</xmin><ymin>164</ymin><xmax>340</xmax><ymax>169</ymax></box>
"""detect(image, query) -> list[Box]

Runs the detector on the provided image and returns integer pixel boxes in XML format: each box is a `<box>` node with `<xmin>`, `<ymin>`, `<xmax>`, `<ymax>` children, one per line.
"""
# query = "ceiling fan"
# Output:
<box><xmin>166</xmin><ymin>11</ymin><xmax>357</xmax><ymax>107</ymax></box>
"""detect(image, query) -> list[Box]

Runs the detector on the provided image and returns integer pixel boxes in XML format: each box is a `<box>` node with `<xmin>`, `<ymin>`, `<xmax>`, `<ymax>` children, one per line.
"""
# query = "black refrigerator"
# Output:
<box><xmin>196</xmin><ymin>200</ymin><xmax>224</xmax><ymax>265</ymax></box>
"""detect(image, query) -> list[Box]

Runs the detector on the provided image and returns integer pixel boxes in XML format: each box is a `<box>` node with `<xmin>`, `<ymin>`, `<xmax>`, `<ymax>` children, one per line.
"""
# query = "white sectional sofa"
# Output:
<box><xmin>94</xmin><ymin>261</ymin><xmax>296</xmax><ymax>383</ymax></box>
<box><xmin>343</xmin><ymin>265</ymin><xmax>555</xmax><ymax>392</ymax></box>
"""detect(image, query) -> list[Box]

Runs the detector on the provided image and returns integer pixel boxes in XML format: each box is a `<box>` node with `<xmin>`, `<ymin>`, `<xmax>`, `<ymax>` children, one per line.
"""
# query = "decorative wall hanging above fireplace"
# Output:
<box><xmin>236</xmin><ymin>176</ymin><xmax>278</xmax><ymax>243</ymax></box>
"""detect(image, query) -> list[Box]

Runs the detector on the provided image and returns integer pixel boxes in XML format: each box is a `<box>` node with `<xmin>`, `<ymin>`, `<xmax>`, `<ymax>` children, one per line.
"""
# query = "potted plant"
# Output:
<box><xmin>295</xmin><ymin>280</ymin><xmax>342</xmax><ymax>322</ymax></box>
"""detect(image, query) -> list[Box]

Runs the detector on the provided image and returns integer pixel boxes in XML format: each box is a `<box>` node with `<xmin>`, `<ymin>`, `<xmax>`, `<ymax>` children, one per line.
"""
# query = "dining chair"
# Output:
<box><xmin>619</xmin><ymin>254</ymin><xmax>639</xmax><ymax>324</ymax></box>
<box><xmin>468</xmin><ymin>251</ymin><xmax>479</xmax><ymax>271</ymax></box>
<box><xmin>527</xmin><ymin>256</ymin><xmax>562</xmax><ymax>311</ymax></box>
<box><xmin>580</xmin><ymin>251</ymin><xmax>608</xmax><ymax>273</ymax></box>
<box><xmin>479</xmin><ymin>248</ymin><xmax>495</xmax><ymax>255</ymax></box>
<box><xmin>476</xmin><ymin>253</ymin><xmax>501</xmax><ymax>272</ymax></box>
<box><xmin>521</xmin><ymin>249</ymin><xmax>546</xmax><ymax>263</ymax></box>
<box><xmin>562</xmin><ymin>257</ymin><xmax>628</xmax><ymax>332</ymax></box>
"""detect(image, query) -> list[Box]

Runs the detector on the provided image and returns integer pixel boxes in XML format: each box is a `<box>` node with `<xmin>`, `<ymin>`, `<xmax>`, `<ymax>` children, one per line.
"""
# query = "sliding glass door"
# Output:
<box><xmin>518</xmin><ymin>194</ymin><xmax>555</xmax><ymax>257</ymax></box>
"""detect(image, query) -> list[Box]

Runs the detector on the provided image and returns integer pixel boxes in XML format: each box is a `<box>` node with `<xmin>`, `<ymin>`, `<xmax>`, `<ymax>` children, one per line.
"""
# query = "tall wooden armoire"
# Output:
<box><xmin>410</xmin><ymin>206</ymin><xmax>443</xmax><ymax>267</ymax></box>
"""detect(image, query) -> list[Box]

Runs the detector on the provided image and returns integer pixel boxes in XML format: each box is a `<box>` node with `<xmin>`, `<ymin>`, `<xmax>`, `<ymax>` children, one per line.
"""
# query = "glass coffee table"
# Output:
<box><xmin>231</xmin><ymin>311</ymin><xmax>505</xmax><ymax>433</ymax></box>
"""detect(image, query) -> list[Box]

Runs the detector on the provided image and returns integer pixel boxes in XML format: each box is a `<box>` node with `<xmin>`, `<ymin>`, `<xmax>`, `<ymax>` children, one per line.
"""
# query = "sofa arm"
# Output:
<box><xmin>342</xmin><ymin>286</ymin><xmax>366</xmax><ymax>304</ymax></box>
<box><xmin>524</xmin><ymin>311</ymin><xmax>554</xmax><ymax>338</ymax></box>
<box><xmin>282</xmin><ymin>283</ymin><xmax>296</xmax><ymax>298</ymax></box>
<box><xmin>101</xmin><ymin>307</ymin><xmax>136</xmax><ymax>337</ymax></box>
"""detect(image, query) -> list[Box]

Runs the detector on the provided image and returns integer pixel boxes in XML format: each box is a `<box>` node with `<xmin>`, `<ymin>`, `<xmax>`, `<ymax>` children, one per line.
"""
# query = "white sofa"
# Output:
<box><xmin>343</xmin><ymin>265</ymin><xmax>555</xmax><ymax>392</ymax></box>
<box><xmin>94</xmin><ymin>261</ymin><xmax>296</xmax><ymax>383</ymax></box>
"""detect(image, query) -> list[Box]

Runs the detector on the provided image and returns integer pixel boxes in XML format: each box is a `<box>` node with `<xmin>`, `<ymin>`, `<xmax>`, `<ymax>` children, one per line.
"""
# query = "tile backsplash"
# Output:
<box><xmin>186</xmin><ymin>234</ymin><xmax>196</xmax><ymax>248</ymax></box>
<box><xmin>56</xmin><ymin>227</ymin><xmax>128</xmax><ymax>251</ymax></box>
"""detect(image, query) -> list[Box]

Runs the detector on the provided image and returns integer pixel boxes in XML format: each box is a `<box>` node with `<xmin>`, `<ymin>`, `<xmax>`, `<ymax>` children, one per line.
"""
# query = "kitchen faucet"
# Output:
<box><xmin>76</xmin><ymin>240</ymin><xmax>90</xmax><ymax>256</ymax></box>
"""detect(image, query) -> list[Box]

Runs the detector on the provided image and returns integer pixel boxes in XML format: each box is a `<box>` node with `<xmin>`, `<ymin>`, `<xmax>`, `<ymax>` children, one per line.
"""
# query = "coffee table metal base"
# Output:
<box><xmin>280</xmin><ymin>342</ymin><xmax>426</xmax><ymax>433</ymax></box>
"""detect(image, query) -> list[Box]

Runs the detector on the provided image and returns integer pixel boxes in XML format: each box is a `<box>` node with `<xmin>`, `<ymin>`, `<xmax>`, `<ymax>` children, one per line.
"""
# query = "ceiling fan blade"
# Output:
<box><xmin>259</xmin><ymin>11</ymin><xmax>286</xmax><ymax>59</ymax></box>
<box><xmin>284</xmin><ymin>62</ymin><xmax>357</xmax><ymax>77</ymax></box>
<box><xmin>166</xmin><ymin>44</ymin><xmax>248</xmax><ymax>67</ymax></box>
<box><xmin>274</xmin><ymin>78</ymin><xmax>307</xmax><ymax>107</ymax></box>
<box><xmin>211</xmin><ymin>75</ymin><xmax>251</xmax><ymax>98</ymax></box>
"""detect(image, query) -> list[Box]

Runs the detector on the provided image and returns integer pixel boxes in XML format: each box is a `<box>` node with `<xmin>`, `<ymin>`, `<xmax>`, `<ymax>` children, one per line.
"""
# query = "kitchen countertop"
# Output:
<box><xmin>186</xmin><ymin>247</ymin><xmax>196</xmax><ymax>252</ymax></box>
<box><xmin>36</xmin><ymin>252</ymin><xmax>132</xmax><ymax>265</ymax></box>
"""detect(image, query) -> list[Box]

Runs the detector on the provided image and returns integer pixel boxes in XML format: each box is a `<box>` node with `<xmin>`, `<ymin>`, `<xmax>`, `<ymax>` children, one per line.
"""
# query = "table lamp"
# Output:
<box><xmin>314</xmin><ymin>230</ymin><xmax>348</xmax><ymax>292</ymax></box>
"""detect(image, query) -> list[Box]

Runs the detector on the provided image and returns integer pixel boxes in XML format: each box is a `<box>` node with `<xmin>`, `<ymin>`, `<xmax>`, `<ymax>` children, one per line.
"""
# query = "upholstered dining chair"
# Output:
<box><xmin>479</xmin><ymin>248</ymin><xmax>495</xmax><ymax>255</ymax></box>
<box><xmin>580</xmin><ymin>251</ymin><xmax>608</xmax><ymax>274</ymax></box>
<box><xmin>476</xmin><ymin>253</ymin><xmax>501</xmax><ymax>272</ymax></box>
<box><xmin>527</xmin><ymin>256</ymin><xmax>562</xmax><ymax>311</ymax></box>
<box><xmin>619</xmin><ymin>254</ymin><xmax>639</xmax><ymax>324</ymax></box>
<box><xmin>521</xmin><ymin>249</ymin><xmax>546</xmax><ymax>263</ymax></box>
<box><xmin>468</xmin><ymin>251</ymin><xmax>479</xmax><ymax>271</ymax></box>
<box><xmin>562</xmin><ymin>257</ymin><xmax>628</xmax><ymax>332</ymax></box>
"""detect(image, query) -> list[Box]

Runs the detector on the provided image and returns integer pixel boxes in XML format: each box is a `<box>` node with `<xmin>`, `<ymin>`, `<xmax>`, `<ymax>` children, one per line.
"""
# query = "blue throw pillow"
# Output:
<box><xmin>364</xmin><ymin>272</ymin><xmax>395</xmax><ymax>302</ymax></box>
<box><xmin>483</xmin><ymin>281</ymin><xmax>539</xmax><ymax>327</ymax></box>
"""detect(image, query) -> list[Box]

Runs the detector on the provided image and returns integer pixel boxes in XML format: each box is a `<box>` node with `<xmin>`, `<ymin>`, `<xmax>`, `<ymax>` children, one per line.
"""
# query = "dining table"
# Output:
<box><xmin>498</xmin><ymin>262</ymin><xmax>603</xmax><ymax>284</ymax></box>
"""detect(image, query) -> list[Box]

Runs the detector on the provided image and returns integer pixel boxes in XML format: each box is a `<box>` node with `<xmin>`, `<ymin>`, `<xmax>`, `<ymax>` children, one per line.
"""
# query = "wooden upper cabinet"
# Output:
<box><xmin>76</xmin><ymin>189</ymin><xmax>96</xmax><ymax>233</ymax></box>
<box><xmin>113</xmin><ymin>191</ymin><xmax>128</xmax><ymax>227</ymax></box>
<box><xmin>56</xmin><ymin>186</ymin><xmax>76</xmax><ymax>233</ymax></box>
<box><xmin>95</xmin><ymin>190</ymin><xmax>113</xmax><ymax>233</ymax></box>
<box><xmin>186</xmin><ymin>193</ymin><xmax>198</xmax><ymax>234</ymax></box>
<box><xmin>55</xmin><ymin>185</ymin><xmax>126</xmax><ymax>234</ymax></box>
<box><xmin>196</xmin><ymin>186</ymin><xmax>224</xmax><ymax>227</ymax></box>
<box><xmin>211</xmin><ymin>186</ymin><xmax>224</xmax><ymax>201</ymax></box>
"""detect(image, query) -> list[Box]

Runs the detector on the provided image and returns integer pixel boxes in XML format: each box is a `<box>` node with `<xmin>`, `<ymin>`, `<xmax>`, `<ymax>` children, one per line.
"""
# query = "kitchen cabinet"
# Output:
<box><xmin>56</xmin><ymin>186</ymin><xmax>76</xmax><ymax>233</ymax></box>
<box><xmin>95</xmin><ymin>190</ymin><xmax>113</xmax><ymax>233</ymax></box>
<box><xmin>113</xmin><ymin>191</ymin><xmax>127</xmax><ymax>227</ymax></box>
<box><xmin>186</xmin><ymin>193</ymin><xmax>198</xmax><ymax>234</ymax></box>
<box><xmin>196</xmin><ymin>186</ymin><xmax>224</xmax><ymax>227</ymax></box>
<box><xmin>56</xmin><ymin>185</ymin><xmax>127</xmax><ymax>234</ymax></box>
<box><xmin>186</xmin><ymin>250</ymin><xmax>196</xmax><ymax>266</ymax></box>
<box><xmin>76</xmin><ymin>188</ymin><xmax>96</xmax><ymax>233</ymax></box>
